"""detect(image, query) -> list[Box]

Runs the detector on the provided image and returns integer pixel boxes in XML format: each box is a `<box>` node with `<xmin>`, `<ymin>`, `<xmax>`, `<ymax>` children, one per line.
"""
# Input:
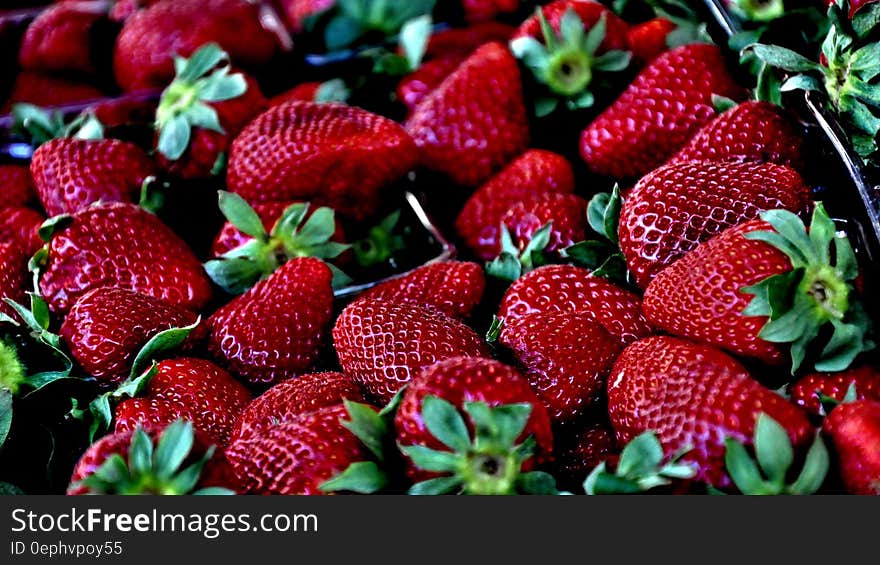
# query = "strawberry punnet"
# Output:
<box><xmin>823</xmin><ymin>399</ymin><xmax>880</xmax><ymax>494</ymax></box>
<box><xmin>792</xmin><ymin>365</ymin><xmax>880</xmax><ymax>417</ymax></box>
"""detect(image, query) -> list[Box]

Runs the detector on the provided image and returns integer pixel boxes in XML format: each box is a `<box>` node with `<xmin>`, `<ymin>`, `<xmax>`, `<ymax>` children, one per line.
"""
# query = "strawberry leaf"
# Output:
<box><xmin>320</xmin><ymin>461</ymin><xmax>389</xmax><ymax>494</ymax></box>
<box><xmin>0</xmin><ymin>388</ymin><xmax>12</xmax><ymax>449</ymax></box>
<box><xmin>218</xmin><ymin>191</ymin><xmax>268</xmax><ymax>241</ymax></box>
<box><xmin>129</xmin><ymin>318</ymin><xmax>200</xmax><ymax>381</ymax></box>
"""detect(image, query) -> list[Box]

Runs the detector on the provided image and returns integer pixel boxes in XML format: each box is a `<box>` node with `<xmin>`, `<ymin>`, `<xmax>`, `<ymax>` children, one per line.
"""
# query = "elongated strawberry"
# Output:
<box><xmin>643</xmin><ymin>204</ymin><xmax>872</xmax><ymax>372</ymax></box>
<box><xmin>406</xmin><ymin>42</ymin><xmax>529</xmax><ymax>187</ymax></box>
<box><xmin>0</xmin><ymin>72</ymin><xmax>104</xmax><ymax>114</ymax></box>
<box><xmin>18</xmin><ymin>1</ymin><xmax>108</xmax><ymax>76</ymax></box>
<box><xmin>0</xmin><ymin>243</ymin><xmax>27</xmax><ymax>321</ymax></box>
<box><xmin>30</xmin><ymin>137</ymin><xmax>157</xmax><ymax>216</ymax></box>
<box><xmin>0</xmin><ymin>165</ymin><xmax>36</xmax><ymax>208</ymax></box>
<box><xmin>823</xmin><ymin>399</ymin><xmax>880</xmax><ymax>494</ymax></box>
<box><xmin>0</xmin><ymin>206</ymin><xmax>43</xmax><ymax>254</ymax></box>
<box><xmin>580</xmin><ymin>43</ymin><xmax>744</xmax><ymax>179</ymax></box>
<box><xmin>619</xmin><ymin>161</ymin><xmax>812</xmax><ymax>289</ymax></box>
<box><xmin>228</xmin><ymin>101</ymin><xmax>418</xmax><ymax>221</ymax></box>
<box><xmin>792</xmin><ymin>365</ymin><xmax>880</xmax><ymax>416</ymax></box>
<box><xmin>627</xmin><ymin>18</ymin><xmax>676</xmax><ymax>64</ymax></box>
<box><xmin>333</xmin><ymin>298</ymin><xmax>490</xmax><ymax>403</ymax></box>
<box><xmin>395</xmin><ymin>356</ymin><xmax>556</xmax><ymax>494</ymax></box>
<box><xmin>208</xmin><ymin>257</ymin><xmax>334</xmax><ymax>385</ymax></box>
<box><xmin>39</xmin><ymin>202</ymin><xmax>213</xmax><ymax>314</ymax></box>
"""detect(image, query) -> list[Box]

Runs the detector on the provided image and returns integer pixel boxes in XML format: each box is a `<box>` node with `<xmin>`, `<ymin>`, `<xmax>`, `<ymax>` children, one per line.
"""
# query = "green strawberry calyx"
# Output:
<box><xmin>204</xmin><ymin>191</ymin><xmax>352</xmax><ymax>295</ymax></box>
<box><xmin>486</xmin><ymin>222</ymin><xmax>554</xmax><ymax>283</ymax></box>
<box><xmin>741</xmin><ymin>202</ymin><xmax>874</xmax><ymax>374</ymax></box>
<box><xmin>11</xmin><ymin>104</ymin><xmax>104</xmax><ymax>147</ymax></box>
<box><xmin>155</xmin><ymin>43</ymin><xmax>248</xmax><ymax>162</ymax></box>
<box><xmin>562</xmin><ymin>184</ymin><xmax>631</xmax><ymax>285</ymax></box>
<box><xmin>353</xmin><ymin>209</ymin><xmax>405</xmax><ymax>267</ymax></box>
<box><xmin>71</xmin><ymin>420</ymin><xmax>234</xmax><ymax>495</ymax></box>
<box><xmin>729</xmin><ymin>0</ymin><xmax>785</xmax><ymax>22</ymax></box>
<box><xmin>316</xmin><ymin>0</ymin><xmax>436</xmax><ymax>52</ymax></box>
<box><xmin>724</xmin><ymin>413</ymin><xmax>829</xmax><ymax>495</ymax></box>
<box><xmin>584</xmin><ymin>431</ymin><xmax>696</xmax><ymax>494</ymax></box>
<box><xmin>0</xmin><ymin>340</ymin><xmax>26</xmax><ymax>396</ymax></box>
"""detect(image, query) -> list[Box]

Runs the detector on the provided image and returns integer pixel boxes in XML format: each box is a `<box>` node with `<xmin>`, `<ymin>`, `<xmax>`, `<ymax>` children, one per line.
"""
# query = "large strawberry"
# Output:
<box><xmin>0</xmin><ymin>165</ymin><xmax>36</xmax><ymax>208</ymax></box>
<box><xmin>0</xmin><ymin>243</ymin><xmax>27</xmax><ymax>321</ymax></box>
<box><xmin>227</xmin><ymin>101</ymin><xmax>418</xmax><ymax>221</ymax></box>
<box><xmin>405</xmin><ymin>42</ymin><xmax>529</xmax><ymax>187</ymax></box>
<box><xmin>0</xmin><ymin>206</ymin><xmax>44</xmax><ymax>254</ymax></box>
<box><xmin>580</xmin><ymin>43</ymin><xmax>744</xmax><ymax>179</ymax></box>
<box><xmin>394</xmin><ymin>356</ymin><xmax>556</xmax><ymax>494</ymax></box>
<box><xmin>643</xmin><ymin>204</ymin><xmax>873</xmax><ymax>373</ymax></box>
<box><xmin>18</xmin><ymin>1</ymin><xmax>108</xmax><ymax>76</ymax></box>
<box><xmin>791</xmin><ymin>365</ymin><xmax>880</xmax><ymax>417</ymax></box>
<box><xmin>207</xmin><ymin>257</ymin><xmax>334</xmax><ymax>385</ymax></box>
<box><xmin>39</xmin><ymin>202</ymin><xmax>213</xmax><ymax>314</ymax></box>
<box><xmin>619</xmin><ymin>161</ymin><xmax>812</xmax><ymax>289</ymax></box>
<box><xmin>333</xmin><ymin>298</ymin><xmax>490</xmax><ymax>403</ymax></box>
<box><xmin>823</xmin><ymin>399</ymin><xmax>880</xmax><ymax>494</ymax></box>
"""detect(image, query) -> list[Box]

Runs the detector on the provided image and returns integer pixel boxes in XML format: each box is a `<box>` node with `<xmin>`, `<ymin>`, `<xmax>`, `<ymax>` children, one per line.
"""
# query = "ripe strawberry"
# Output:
<box><xmin>502</xmin><ymin>192</ymin><xmax>588</xmax><ymax>256</ymax></box>
<box><xmin>643</xmin><ymin>204</ymin><xmax>872</xmax><ymax>372</ymax></box>
<box><xmin>0</xmin><ymin>243</ymin><xmax>27</xmax><ymax>321</ymax></box>
<box><xmin>497</xmin><ymin>264</ymin><xmax>654</xmax><ymax>345</ymax></box>
<box><xmin>278</xmin><ymin>0</ymin><xmax>336</xmax><ymax>32</ymax></box>
<box><xmin>608</xmin><ymin>336</ymin><xmax>814</xmax><ymax>487</ymax></box>
<box><xmin>455</xmin><ymin>149</ymin><xmax>575</xmax><ymax>261</ymax></box>
<box><xmin>552</xmin><ymin>422</ymin><xmax>617</xmax><ymax>491</ymax></box>
<box><xmin>461</xmin><ymin>0</ymin><xmax>520</xmax><ymax>22</ymax></box>
<box><xmin>39</xmin><ymin>202</ymin><xmax>213</xmax><ymax>314</ymax></box>
<box><xmin>627</xmin><ymin>18</ymin><xmax>676</xmax><ymax>64</ymax></box>
<box><xmin>0</xmin><ymin>206</ymin><xmax>44</xmax><ymax>254</ymax></box>
<box><xmin>207</xmin><ymin>257</ymin><xmax>334</xmax><ymax>385</ymax></box>
<box><xmin>227</xmin><ymin>101</ymin><xmax>418</xmax><ymax>221</ymax></box>
<box><xmin>114</xmin><ymin>358</ymin><xmax>253</xmax><ymax>446</ymax></box>
<box><xmin>397</xmin><ymin>56</ymin><xmax>464</xmax><ymax>113</ymax></box>
<box><xmin>823</xmin><ymin>399</ymin><xmax>880</xmax><ymax>494</ymax></box>
<box><xmin>18</xmin><ymin>1</ymin><xmax>108</xmax><ymax>76</ymax></box>
<box><xmin>113</xmin><ymin>0</ymin><xmax>280</xmax><ymax>91</ymax></box>
<box><xmin>357</xmin><ymin>261</ymin><xmax>486</xmax><ymax>319</ymax></box>
<box><xmin>394</xmin><ymin>356</ymin><xmax>555</xmax><ymax>494</ymax></box>
<box><xmin>667</xmin><ymin>101</ymin><xmax>806</xmax><ymax>170</ymax></box>
<box><xmin>619</xmin><ymin>161</ymin><xmax>812</xmax><ymax>289</ymax></box>
<box><xmin>405</xmin><ymin>42</ymin><xmax>529</xmax><ymax>187</ymax></box>
<box><xmin>792</xmin><ymin>365</ymin><xmax>880</xmax><ymax>417</ymax></box>
<box><xmin>580</xmin><ymin>44</ymin><xmax>745</xmax><ymax>179</ymax></box>
<box><xmin>333</xmin><ymin>298</ymin><xmax>490</xmax><ymax>403</ymax></box>
<box><xmin>109</xmin><ymin>0</ymin><xmax>159</xmax><ymax>22</ymax></box>
<box><xmin>231</xmin><ymin>372</ymin><xmax>365</xmax><ymax>441</ymax></box>
<box><xmin>0</xmin><ymin>72</ymin><xmax>104</xmax><ymax>114</ymax></box>
<box><xmin>0</xmin><ymin>165</ymin><xmax>36</xmax><ymax>208</ymax></box>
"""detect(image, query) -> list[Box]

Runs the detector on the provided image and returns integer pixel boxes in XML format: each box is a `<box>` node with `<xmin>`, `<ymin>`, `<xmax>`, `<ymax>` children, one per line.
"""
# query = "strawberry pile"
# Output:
<box><xmin>0</xmin><ymin>0</ymin><xmax>878</xmax><ymax>496</ymax></box>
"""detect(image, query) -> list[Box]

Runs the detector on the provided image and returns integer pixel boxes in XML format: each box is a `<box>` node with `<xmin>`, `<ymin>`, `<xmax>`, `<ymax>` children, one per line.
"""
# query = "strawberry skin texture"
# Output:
<box><xmin>0</xmin><ymin>72</ymin><xmax>104</xmax><ymax>114</ymax></box>
<box><xmin>498</xmin><ymin>264</ymin><xmax>654</xmax><ymax>345</ymax></box>
<box><xmin>231</xmin><ymin>372</ymin><xmax>365</xmax><ymax>442</ymax></box>
<box><xmin>643</xmin><ymin>219</ymin><xmax>789</xmax><ymax>366</ymax></box>
<box><xmin>608</xmin><ymin>336</ymin><xmax>814</xmax><ymax>487</ymax></box>
<box><xmin>357</xmin><ymin>261</ymin><xmax>486</xmax><ymax>319</ymax></box>
<box><xmin>397</xmin><ymin>56</ymin><xmax>465</xmax><ymax>114</ymax></box>
<box><xmin>503</xmin><ymin>192</ymin><xmax>588</xmax><ymax>254</ymax></box>
<box><xmin>227</xmin><ymin>101</ymin><xmax>418</xmax><ymax>221</ymax></box>
<box><xmin>513</xmin><ymin>0</ymin><xmax>629</xmax><ymax>52</ymax></box>
<box><xmin>823</xmin><ymin>400</ymin><xmax>880</xmax><ymax>494</ymax></box>
<box><xmin>114</xmin><ymin>358</ymin><xmax>253</xmax><ymax>446</ymax></box>
<box><xmin>18</xmin><ymin>2</ymin><xmax>105</xmax><ymax>76</ymax></box>
<box><xmin>462</xmin><ymin>0</ymin><xmax>520</xmax><ymax>23</ymax></box>
<box><xmin>405</xmin><ymin>42</ymin><xmax>530</xmax><ymax>187</ymax></box>
<box><xmin>0</xmin><ymin>165</ymin><xmax>36</xmax><ymax>208</ymax></box>
<box><xmin>30</xmin><ymin>138</ymin><xmax>157</xmax><ymax>217</ymax></box>
<box><xmin>619</xmin><ymin>161</ymin><xmax>812</xmax><ymax>289</ymax></box>
<box><xmin>395</xmin><ymin>356</ymin><xmax>554</xmax><ymax>482</ymax></box>
<box><xmin>226</xmin><ymin>404</ymin><xmax>370</xmax><ymax>495</ymax></box>
<box><xmin>580</xmin><ymin>44</ymin><xmax>745</xmax><ymax>179</ymax></box>
<box><xmin>455</xmin><ymin>149</ymin><xmax>575</xmax><ymax>260</ymax></box>
<box><xmin>0</xmin><ymin>243</ymin><xmax>27</xmax><ymax>321</ymax></box>
<box><xmin>0</xmin><ymin>206</ymin><xmax>44</xmax><ymax>255</ymax></box>
<box><xmin>667</xmin><ymin>101</ymin><xmax>806</xmax><ymax>170</ymax></box>
<box><xmin>627</xmin><ymin>18</ymin><xmax>676</xmax><ymax>64</ymax></box>
<box><xmin>333</xmin><ymin>298</ymin><xmax>490</xmax><ymax>403</ymax></box>
<box><xmin>792</xmin><ymin>365</ymin><xmax>880</xmax><ymax>417</ymax></box>
<box><xmin>208</xmin><ymin>257</ymin><xmax>334</xmax><ymax>385</ymax></box>
<box><xmin>39</xmin><ymin>202</ymin><xmax>213</xmax><ymax>314</ymax></box>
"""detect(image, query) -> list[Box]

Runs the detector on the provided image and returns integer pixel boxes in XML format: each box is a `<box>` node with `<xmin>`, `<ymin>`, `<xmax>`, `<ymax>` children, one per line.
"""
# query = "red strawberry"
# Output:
<box><xmin>608</xmin><ymin>336</ymin><xmax>814</xmax><ymax>487</ymax></box>
<box><xmin>619</xmin><ymin>161</ymin><xmax>812</xmax><ymax>289</ymax></box>
<box><xmin>397</xmin><ymin>56</ymin><xmax>464</xmax><ymax>113</ymax></box>
<box><xmin>231</xmin><ymin>372</ymin><xmax>365</xmax><ymax>441</ymax></box>
<box><xmin>0</xmin><ymin>243</ymin><xmax>27</xmax><ymax>320</ymax></box>
<box><xmin>580</xmin><ymin>44</ymin><xmax>745</xmax><ymax>179</ymax></box>
<box><xmin>18</xmin><ymin>1</ymin><xmax>108</xmax><ymax>76</ymax></box>
<box><xmin>627</xmin><ymin>18</ymin><xmax>676</xmax><ymax>64</ymax></box>
<box><xmin>501</xmin><ymin>192</ymin><xmax>588</xmax><ymax>256</ymax></box>
<box><xmin>497</xmin><ymin>264</ymin><xmax>654</xmax><ymax>345</ymax></box>
<box><xmin>425</xmin><ymin>22</ymin><xmax>516</xmax><ymax>58</ymax></box>
<box><xmin>0</xmin><ymin>72</ymin><xmax>104</xmax><ymax>114</ymax></box>
<box><xmin>109</xmin><ymin>0</ymin><xmax>160</xmax><ymax>22</ymax></box>
<box><xmin>0</xmin><ymin>206</ymin><xmax>44</xmax><ymax>254</ymax></box>
<box><xmin>357</xmin><ymin>261</ymin><xmax>486</xmax><ymax>319</ymax></box>
<box><xmin>823</xmin><ymin>399</ymin><xmax>880</xmax><ymax>494</ymax></box>
<box><xmin>405</xmin><ymin>42</ymin><xmax>529</xmax><ymax>187</ymax></box>
<box><xmin>461</xmin><ymin>0</ymin><xmax>520</xmax><ymax>22</ymax></box>
<box><xmin>552</xmin><ymin>422</ymin><xmax>618</xmax><ymax>491</ymax></box>
<box><xmin>792</xmin><ymin>365</ymin><xmax>880</xmax><ymax>417</ymax></box>
<box><xmin>278</xmin><ymin>0</ymin><xmax>335</xmax><ymax>32</ymax></box>
<box><xmin>39</xmin><ymin>202</ymin><xmax>213</xmax><ymax>314</ymax></box>
<box><xmin>667</xmin><ymin>101</ymin><xmax>806</xmax><ymax>170</ymax></box>
<box><xmin>394</xmin><ymin>356</ymin><xmax>555</xmax><ymax>494</ymax></box>
<box><xmin>114</xmin><ymin>358</ymin><xmax>253</xmax><ymax>446</ymax></box>
<box><xmin>455</xmin><ymin>149</ymin><xmax>575</xmax><ymax>261</ymax></box>
<box><xmin>207</xmin><ymin>257</ymin><xmax>334</xmax><ymax>385</ymax></box>
<box><xmin>270</xmin><ymin>82</ymin><xmax>321</xmax><ymax>105</ymax></box>
<box><xmin>227</xmin><ymin>101</ymin><xmax>418</xmax><ymax>221</ymax></box>
<box><xmin>30</xmin><ymin>138</ymin><xmax>157</xmax><ymax>217</ymax></box>
<box><xmin>332</xmin><ymin>298</ymin><xmax>490</xmax><ymax>403</ymax></box>
<box><xmin>113</xmin><ymin>0</ymin><xmax>280</xmax><ymax>91</ymax></box>
<box><xmin>0</xmin><ymin>165</ymin><xmax>36</xmax><ymax>208</ymax></box>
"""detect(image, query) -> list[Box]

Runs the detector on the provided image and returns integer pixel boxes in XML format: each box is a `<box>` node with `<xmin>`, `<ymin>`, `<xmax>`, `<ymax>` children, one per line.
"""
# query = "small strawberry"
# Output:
<box><xmin>461</xmin><ymin>0</ymin><xmax>520</xmax><ymax>22</ymax></box>
<box><xmin>207</xmin><ymin>257</ymin><xmax>334</xmax><ymax>385</ymax></box>
<box><xmin>0</xmin><ymin>206</ymin><xmax>44</xmax><ymax>254</ymax></box>
<box><xmin>394</xmin><ymin>356</ymin><xmax>556</xmax><ymax>494</ymax></box>
<box><xmin>627</xmin><ymin>18</ymin><xmax>676</xmax><ymax>64</ymax></box>
<box><xmin>332</xmin><ymin>298</ymin><xmax>490</xmax><ymax>404</ymax></box>
<box><xmin>18</xmin><ymin>1</ymin><xmax>108</xmax><ymax>76</ymax></box>
<box><xmin>0</xmin><ymin>165</ymin><xmax>36</xmax><ymax>208</ymax></box>
<box><xmin>823</xmin><ymin>399</ymin><xmax>880</xmax><ymax>494</ymax></box>
<box><xmin>0</xmin><ymin>243</ymin><xmax>27</xmax><ymax>321</ymax></box>
<box><xmin>791</xmin><ymin>365</ymin><xmax>880</xmax><ymax>417</ymax></box>
<box><xmin>0</xmin><ymin>72</ymin><xmax>104</xmax><ymax>114</ymax></box>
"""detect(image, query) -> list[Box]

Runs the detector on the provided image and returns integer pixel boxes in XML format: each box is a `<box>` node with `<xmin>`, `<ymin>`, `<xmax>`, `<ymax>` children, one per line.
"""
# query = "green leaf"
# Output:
<box><xmin>788</xmin><ymin>433</ymin><xmax>829</xmax><ymax>495</ymax></box>
<box><xmin>198</xmin><ymin>73</ymin><xmax>247</xmax><ymax>103</ymax></box>
<box><xmin>191</xmin><ymin>487</ymin><xmax>235</xmax><ymax>495</ymax></box>
<box><xmin>39</xmin><ymin>215</ymin><xmax>72</xmax><ymax>243</ymax></box>
<box><xmin>781</xmin><ymin>74</ymin><xmax>823</xmax><ymax>93</ymax></box>
<box><xmin>325</xmin><ymin>15</ymin><xmax>364</xmax><ymax>51</ymax></box>
<box><xmin>157</xmin><ymin>115</ymin><xmax>192</xmax><ymax>161</ymax></box>
<box><xmin>408</xmin><ymin>476</ymin><xmax>463</xmax><ymax>495</ymax></box>
<box><xmin>341</xmin><ymin>400</ymin><xmax>387</xmax><ymax>461</ymax></box>
<box><xmin>754</xmin><ymin>413</ymin><xmax>794</xmax><ymax>486</ymax></box>
<box><xmin>153</xmin><ymin>421</ymin><xmax>194</xmax><ymax>480</ymax></box>
<box><xmin>178</xmin><ymin>43</ymin><xmax>226</xmax><ymax>82</ymax></box>
<box><xmin>0</xmin><ymin>388</ymin><xmax>12</xmax><ymax>449</ymax></box>
<box><xmin>204</xmin><ymin>258</ymin><xmax>265</xmax><ymax>295</ymax></box>
<box><xmin>510</xmin><ymin>37</ymin><xmax>550</xmax><ymax>70</ymax></box>
<box><xmin>129</xmin><ymin>318</ymin><xmax>200</xmax><ymax>381</ymax></box>
<box><xmin>485</xmin><ymin>252</ymin><xmax>523</xmax><ymax>282</ymax></box>
<box><xmin>218</xmin><ymin>191</ymin><xmax>268</xmax><ymax>240</ymax></box>
<box><xmin>0</xmin><ymin>482</ymin><xmax>24</xmax><ymax>495</ymax></box>
<box><xmin>314</xmin><ymin>79</ymin><xmax>350</xmax><ymax>103</ymax></box>
<box><xmin>320</xmin><ymin>461</ymin><xmax>389</xmax><ymax>493</ymax></box>
<box><xmin>724</xmin><ymin>438</ymin><xmax>770</xmax><ymax>494</ymax></box>
<box><xmin>746</xmin><ymin>43</ymin><xmax>822</xmax><ymax>73</ymax></box>
<box><xmin>582</xmin><ymin>11</ymin><xmax>606</xmax><ymax>55</ymax></box>
<box><xmin>399</xmin><ymin>444</ymin><xmax>462</xmax><ymax>473</ymax></box>
<box><xmin>616</xmin><ymin>432</ymin><xmax>664</xmax><ymax>478</ymax></box>
<box><xmin>185</xmin><ymin>103</ymin><xmax>224</xmax><ymax>134</ymax></box>
<box><xmin>486</xmin><ymin>316</ymin><xmax>504</xmax><ymax>344</ymax></box>
<box><xmin>128</xmin><ymin>428</ymin><xmax>154</xmax><ymax>476</ymax></box>
<box><xmin>400</xmin><ymin>15</ymin><xmax>431</xmax><ymax>71</ymax></box>
<box><xmin>421</xmin><ymin>395</ymin><xmax>471</xmax><ymax>453</ymax></box>
<box><xmin>593</xmin><ymin>50</ymin><xmax>631</xmax><ymax>72</ymax></box>
<box><xmin>295</xmin><ymin>207</ymin><xmax>337</xmax><ymax>246</ymax></box>
<box><xmin>516</xmin><ymin>471</ymin><xmax>559</xmax><ymax>495</ymax></box>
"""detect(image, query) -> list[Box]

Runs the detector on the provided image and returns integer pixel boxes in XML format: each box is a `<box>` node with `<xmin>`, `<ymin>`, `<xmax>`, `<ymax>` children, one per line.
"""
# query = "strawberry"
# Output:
<box><xmin>643</xmin><ymin>204</ymin><xmax>872</xmax><ymax>373</ymax></box>
<box><xmin>501</xmin><ymin>192</ymin><xmax>588</xmax><ymax>257</ymax></box>
<box><xmin>627</xmin><ymin>18</ymin><xmax>676</xmax><ymax>64</ymax></box>
<box><xmin>0</xmin><ymin>206</ymin><xmax>44</xmax><ymax>254</ymax></box>
<box><xmin>461</xmin><ymin>0</ymin><xmax>520</xmax><ymax>22</ymax></box>
<box><xmin>619</xmin><ymin>161</ymin><xmax>812</xmax><ymax>289</ymax></box>
<box><xmin>394</xmin><ymin>356</ymin><xmax>556</xmax><ymax>494</ymax></box>
<box><xmin>113</xmin><ymin>0</ymin><xmax>280</xmax><ymax>92</ymax></box>
<box><xmin>666</xmin><ymin>101</ymin><xmax>806</xmax><ymax>170</ymax></box>
<box><xmin>580</xmin><ymin>44</ymin><xmax>745</xmax><ymax>179</ymax></box>
<box><xmin>207</xmin><ymin>257</ymin><xmax>334</xmax><ymax>385</ymax></box>
<box><xmin>0</xmin><ymin>165</ymin><xmax>36</xmax><ymax>208</ymax></box>
<box><xmin>333</xmin><ymin>298</ymin><xmax>490</xmax><ymax>403</ymax></box>
<box><xmin>552</xmin><ymin>422</ymin><xmax>617</xmax><ymax>491</ymax></box>
<box><xmin>227</xmin><ymin>101</ymin><xmax>418</xmax><ymax>221</ymax></box>
<box><xmin>277</xmin><ymin>0</ymin><xmax>336</xmax><ymax>33</ymax></box>
<box><xmin>0</xmin><ymin>72</ymin><xmax>104</xmax><ymax>114</ymax></box>
<box><xmin>823</xmin><ymin>399</ymin><xmax>880</xmax><ymax>494</ymax></box>
<box><xmin>18</xmin><ymin>1</ymin><xmax>108</xmax><ymax>76</ymax></box>
<box><xmin>513</xmin><ymin>1</ymin><xmax>627</xmax><ymax>47</ymax></box>
<box><xmin>397</xmin><ymin>56</ymin><xmax>464</xmax><ymax>113</ymax></box>
<box><xmin>357</xmin><ymin>261</ymin><xmax>486</xmax><ymax>319</ymax></box>
<box><xmin>39</xmin><ymin>202</ymin><xmax>213</xmax><ymax>314</ymax></box>
<box><xmin>608</xmin><ymin>336</ymin><xmax>815</xmax><ymax>487</ymax></box>
<box><xmin>455</xmin><ymin>149</ymin><xmax>575</xmax><ymax>261</ymax></box>
<box><xmin>405</xmin><ymin>42</ymin><xmax>529</xmax><ymax>187</ymax></box>
<box><xmin>269</xmin><ymin>79</ymin><xmax>349</xmax><ymax>106</ymax></box>
<box><xmin>114</xmin><ymin>358</ymin><xmax>253</xmax><ymax>446</ymax></box>
<box><xmin>0</xmin><ymin>243</ymin><xmax>28</xmax><ymax>321</ymax></box>
<box><xmin>231</xmin><ymin>372</ymin><xmax>366</xmax><ymax>442</ymax></box>
<box><xmin>109</xmin><ymin>0</ymin><xmax>159</xmax><ymax>22</ymax></box>
<box><xmin>791</xmin><ymin>365</ymin><xmax>880</xmax><ymax>417</ymax></box>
